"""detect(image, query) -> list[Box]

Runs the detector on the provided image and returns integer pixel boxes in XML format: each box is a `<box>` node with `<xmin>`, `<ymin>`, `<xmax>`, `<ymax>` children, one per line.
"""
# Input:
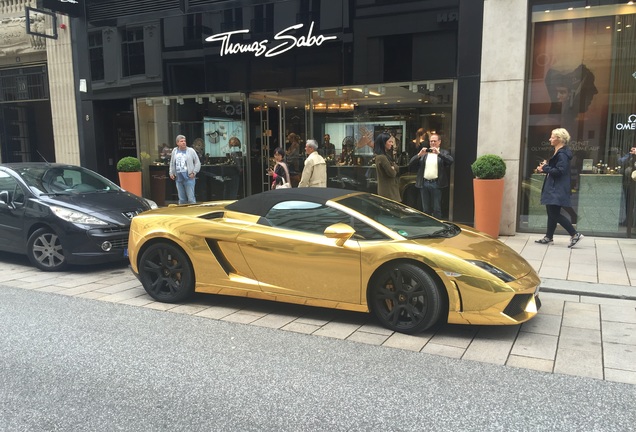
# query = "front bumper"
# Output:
<box><xmin>448</xmin><ymin>270</ymin><xmax>542</xmax><ymax>326</ymax></box>
<box><xmin>57</xmin><ymin>225</ymin><xmax>130</xmax><ymax>265</ymax></box>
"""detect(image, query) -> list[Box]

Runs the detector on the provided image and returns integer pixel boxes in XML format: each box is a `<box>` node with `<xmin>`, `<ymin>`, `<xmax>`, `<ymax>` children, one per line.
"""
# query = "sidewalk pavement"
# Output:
<box><xmin>1</xmin><ymin>233</ymin><xmax>635</xmax><ymax>385</ymax></box>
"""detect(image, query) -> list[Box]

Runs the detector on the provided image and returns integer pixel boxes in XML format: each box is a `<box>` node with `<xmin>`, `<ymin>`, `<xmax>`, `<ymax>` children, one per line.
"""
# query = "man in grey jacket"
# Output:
<box><xmin>169</xmin><ymin>135</ymin><xmax>201</xmax><ymax>204</ymax></box>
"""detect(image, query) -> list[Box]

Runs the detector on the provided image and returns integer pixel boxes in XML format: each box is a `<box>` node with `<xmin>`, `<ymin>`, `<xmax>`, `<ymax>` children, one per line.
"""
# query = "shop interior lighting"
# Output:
<box><xmin>162</xmin><ymin>97</ymin><xmax>170</xmax><ymax>106</ymax></box>
<box><xmin>145</xmin><ymin>98</ymin><xmax>153</xmax><ymax>106</ymax></box>
<box><xmin>351</xmin><ymin>87</ymin><xmax>381</xmax><ymax>96</ymax></box>
<box><xmin>177</xmin><ymin>97</ymin><xmax>184</xmax><ymax>105</ymax></box>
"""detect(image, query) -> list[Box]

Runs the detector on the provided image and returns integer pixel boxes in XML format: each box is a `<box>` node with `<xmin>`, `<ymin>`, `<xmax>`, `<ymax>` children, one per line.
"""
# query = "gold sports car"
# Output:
<box><xmin>128</xmin><ymin>188</ymin><xmax>541</xmax><ymax>334</ymax></box>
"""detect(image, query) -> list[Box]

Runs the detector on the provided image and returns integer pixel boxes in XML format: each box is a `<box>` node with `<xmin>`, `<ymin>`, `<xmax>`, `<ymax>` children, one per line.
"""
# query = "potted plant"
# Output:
<box><xmin>117</xmin><ymin>156</ymin><xmax>143</xmax><ymax>196</ymax></box>
<box><xmin>471</xmin><ymin>154</ymin><xmax>506</xmax><ymax>238</ymax></box>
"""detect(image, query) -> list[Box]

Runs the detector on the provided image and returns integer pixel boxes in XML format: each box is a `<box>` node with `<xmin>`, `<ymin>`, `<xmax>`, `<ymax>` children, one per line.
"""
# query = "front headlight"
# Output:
<box><xmin>144</xmin><ymin>198</ymin><xmax>158</xmax><ymax>209</ymax></box>
<box><xmin>51</xmin><ymin>205</ymin><xmax>108</xmax><ymax>226</ymax></box>
<box><xmin>465</xmin><ymin>260</ymin><xmax>515</xmax><ymax>283</ymax></box>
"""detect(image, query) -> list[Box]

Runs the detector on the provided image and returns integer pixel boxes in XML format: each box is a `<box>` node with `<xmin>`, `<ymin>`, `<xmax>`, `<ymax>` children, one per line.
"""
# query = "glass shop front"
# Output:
<box><xmin>137</xmin><ymin>81</ymin><xmax>455</xmax><ymax>214</ymax></box>
<box><xmin>520</xmin><ymin>2</ymin><xmax>636</xmax><ymax>237</ymax></box>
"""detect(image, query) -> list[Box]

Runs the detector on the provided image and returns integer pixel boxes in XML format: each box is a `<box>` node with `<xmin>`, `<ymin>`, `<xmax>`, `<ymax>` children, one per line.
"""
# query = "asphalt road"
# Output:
<box><xmin>1</xmin><ymin>286</ymin><xmax>635</xmax><ymax>432</ymax></box>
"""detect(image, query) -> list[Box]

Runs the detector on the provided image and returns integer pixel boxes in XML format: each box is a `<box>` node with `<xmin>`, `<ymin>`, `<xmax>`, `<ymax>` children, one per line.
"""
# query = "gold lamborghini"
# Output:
<box><xmin>128</xmin><ymin>188</ymin><xmax>541</xmax><ymax>334</ymax></box>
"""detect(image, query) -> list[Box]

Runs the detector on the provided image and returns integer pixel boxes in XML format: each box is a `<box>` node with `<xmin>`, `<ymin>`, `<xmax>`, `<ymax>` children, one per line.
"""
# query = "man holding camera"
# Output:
<box><xmin>408</xmin><ymin>133</ymin><xmax>454</xmax><ymax>219</ymax></box>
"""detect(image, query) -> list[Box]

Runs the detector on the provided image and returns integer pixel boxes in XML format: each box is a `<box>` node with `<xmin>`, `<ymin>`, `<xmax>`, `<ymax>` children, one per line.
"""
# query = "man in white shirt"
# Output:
<box><xmin>408</xmin><ymin>134</ymin><xmax>454</xmax><ymax>218</ymax></box>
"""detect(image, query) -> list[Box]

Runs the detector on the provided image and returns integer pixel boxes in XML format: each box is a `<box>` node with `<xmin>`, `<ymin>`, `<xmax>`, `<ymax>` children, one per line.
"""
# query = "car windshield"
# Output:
<box><xmin>16</xmin><ymin>166</ymin><xmax>121</xmax><ymax>195</ymax></box>
<box><xmin>337</xmin><ymin>194</ymin><xmax>459</xmax><ymax>239</ymax></box>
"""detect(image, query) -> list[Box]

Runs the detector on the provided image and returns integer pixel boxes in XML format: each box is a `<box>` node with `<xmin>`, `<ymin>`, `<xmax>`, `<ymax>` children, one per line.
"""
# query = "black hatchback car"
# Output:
<box><xmin>0</xmin><ymin>163</ymin><xmax>156</xmax><ymax>271</ymax></box>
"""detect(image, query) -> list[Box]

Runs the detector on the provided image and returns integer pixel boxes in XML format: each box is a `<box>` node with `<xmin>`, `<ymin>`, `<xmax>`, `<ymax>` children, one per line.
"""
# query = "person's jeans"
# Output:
<box><xmin>176</xmin><ymin>178</ymin><xmax>196</xmax><ymax>204</ymax></box>
<box><xmin>545</xmin><ymin>204</ymin><xmax>576</xmax><ymax>238</ymax></box>
<box><xmin>419</xmin><ymin>180</ymin><xmax>442</xmax><ymax>219</ymax></box>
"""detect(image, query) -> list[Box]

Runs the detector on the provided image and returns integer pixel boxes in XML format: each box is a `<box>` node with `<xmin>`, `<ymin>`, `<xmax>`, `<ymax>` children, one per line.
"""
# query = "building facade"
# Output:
<box><xmin>1</xmin><ymin>0</ymin><xmax>634</xmax><ymax>237</ymax></box>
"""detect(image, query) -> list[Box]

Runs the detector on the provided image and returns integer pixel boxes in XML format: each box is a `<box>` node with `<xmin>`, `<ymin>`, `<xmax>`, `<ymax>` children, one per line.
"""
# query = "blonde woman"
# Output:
<box><xmin>535</xmin><ymin>128</ymin><xmax>583</xmax><ymax>248</ymax></box>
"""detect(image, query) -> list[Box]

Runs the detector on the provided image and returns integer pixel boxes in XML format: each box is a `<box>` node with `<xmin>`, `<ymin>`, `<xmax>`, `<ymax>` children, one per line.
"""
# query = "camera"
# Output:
<box><xmin>426</xmin><ymin>148</ymin><xmax>433</xmax><ymax>153</ymax></box>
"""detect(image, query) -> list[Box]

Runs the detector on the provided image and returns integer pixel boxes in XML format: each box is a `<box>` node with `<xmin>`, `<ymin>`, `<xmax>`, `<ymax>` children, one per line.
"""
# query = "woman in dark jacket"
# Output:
<box><xmin>374</xmin><ymin>133</ymin><xmax>401</xmax><ymax>202</ymax></box>
<box><xmin>268</xmin><ymin>147</ymin><xmax>291</xmax><ymax>188</ymax></box>
<box><xmin>535</xmin><ymin>128</ymin><xmax>583</xmax><ymax>248</ymax></box>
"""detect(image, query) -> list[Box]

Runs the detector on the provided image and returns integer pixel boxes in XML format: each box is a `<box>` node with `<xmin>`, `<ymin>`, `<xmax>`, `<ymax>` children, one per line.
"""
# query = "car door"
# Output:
<box><xmin>0</xmin><ymin>171</ymin><xmax>27</xmax><ymax>253</ymax></box>
<box><xmin>236</xmin><ymin>200</ymin><xmax>362</xmax><ymax>304</ymax></box>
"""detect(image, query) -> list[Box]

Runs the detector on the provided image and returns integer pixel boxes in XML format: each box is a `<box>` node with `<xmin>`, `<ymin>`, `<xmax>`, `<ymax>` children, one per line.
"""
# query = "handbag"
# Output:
<box><xmin>277</xmin><ymin>176</ymin><xmax>291</xmax><ymax>189</ymax></box>
<box><xmin>273</xmin><ymin>161</ymin><xmax>291</xmax><ymax>189</ymax></box>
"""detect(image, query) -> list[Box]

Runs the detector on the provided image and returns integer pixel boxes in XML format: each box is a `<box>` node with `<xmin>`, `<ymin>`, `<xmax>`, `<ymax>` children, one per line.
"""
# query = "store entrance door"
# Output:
<box><xmin>248</xmin><ymin>90</ymin><xmax>308</xmax><ymax>193</ymax></box>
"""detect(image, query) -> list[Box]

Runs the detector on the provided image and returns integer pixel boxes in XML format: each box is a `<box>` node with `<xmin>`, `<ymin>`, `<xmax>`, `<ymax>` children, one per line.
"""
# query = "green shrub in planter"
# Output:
<box><xmin>116</xmin><ymin>156</ymin><xmax>142</xmax><ymax>172</ymax></box>
<box><xmin>471</xmin><ymin>154</ymin><xmax>506</xmax><ymax>179</ymax></box>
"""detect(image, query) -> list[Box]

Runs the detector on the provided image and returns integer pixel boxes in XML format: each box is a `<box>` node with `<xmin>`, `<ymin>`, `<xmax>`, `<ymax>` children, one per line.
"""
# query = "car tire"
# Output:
<box><xmin>27</xmin><ymin>228</ymin><xmax>68</xmax><ymax>271</ymax></box>
<box><xmin>369</xmin><ymin>263</ymin><xmax>443</xmax><ymax>334</ymax></box>
<box><xmin>138</xmin><ymin>242</ymin><xmax>195</xmax><ymax>303</ymax></box>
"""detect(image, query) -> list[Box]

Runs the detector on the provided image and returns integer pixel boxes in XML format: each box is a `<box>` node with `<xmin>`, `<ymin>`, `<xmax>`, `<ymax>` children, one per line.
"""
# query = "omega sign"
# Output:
<box><xmin>205</xmin><ymin>22</ymin><xmax>337</xmax><ymax>58</ymax></box>
<box><xmin>616</xmin><ymin>114</ymin><xmax>636</xmax><ymax>130</ymax></box>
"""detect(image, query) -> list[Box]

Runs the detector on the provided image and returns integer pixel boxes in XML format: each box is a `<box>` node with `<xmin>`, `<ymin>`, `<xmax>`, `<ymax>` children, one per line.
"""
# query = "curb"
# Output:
<box><xmin>540</xmin><ymin>278</ymin><xmax>636</xmax><ymax>301</ymax></box>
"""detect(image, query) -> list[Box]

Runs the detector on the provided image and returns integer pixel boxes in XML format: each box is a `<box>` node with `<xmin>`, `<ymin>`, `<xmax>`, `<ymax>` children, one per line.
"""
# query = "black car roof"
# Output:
<box><xmin>1</xmin><ymin>162</ymin><xmax>76</xmax><ymax>169</ymax></box>
<box><xmin>225</xmin><ymin>188</ymin><xmax>364</xmax><ymax>217</ymax></box>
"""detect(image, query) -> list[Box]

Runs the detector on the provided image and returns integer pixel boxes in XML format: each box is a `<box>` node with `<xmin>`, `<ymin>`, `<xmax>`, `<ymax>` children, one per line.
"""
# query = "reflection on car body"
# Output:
<box><xmin>128</xmin><ymin>188</ymin><xmax>541</xmax><ymax>334</ymax></box>
<box><xmin>0</xmin><ymin>163</ymin><xmax>156</xmax><ymax>271</ymax></box>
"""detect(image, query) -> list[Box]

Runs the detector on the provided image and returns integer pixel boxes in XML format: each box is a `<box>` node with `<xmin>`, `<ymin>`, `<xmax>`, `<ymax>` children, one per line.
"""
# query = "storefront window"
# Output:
<box><xmin>521</xmin><ymin>2</ymin><xmax>636</xmax><ymax>237</ymax></box>
<box><xmin>135</xmin><ymin>81</ymin><xmax>456</xmax><ymax>214</ymax></box>
<box><xmin>136</xmin><ymin>94</ymin><xmax>247</xmax><ymax>205</ymax></box>
<box><xmin>246</xmin><ymin>81</ymin><xmax>455</xmax><ymax>215</ymax></box>
<box><xmin>309</xmin><ymin>82</ymin><xmax>455</xmax><ymax>216</ymax></box>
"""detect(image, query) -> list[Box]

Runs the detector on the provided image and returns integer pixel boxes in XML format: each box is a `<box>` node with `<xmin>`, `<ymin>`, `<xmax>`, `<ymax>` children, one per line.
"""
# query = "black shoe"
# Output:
<box><xmin>568</xmin><ymin>233</ymin><xmax>583</xmax><ymax>248</ymax></box>
<box><xmin>535</xmin><ymin>237</ymin><xmax>553</xmax><ymax>244</ymax></box>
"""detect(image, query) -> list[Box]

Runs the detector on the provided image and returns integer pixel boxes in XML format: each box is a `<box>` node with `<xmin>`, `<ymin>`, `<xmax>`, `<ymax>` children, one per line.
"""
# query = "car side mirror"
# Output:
<box><xmin>324</xmin><ymin>223</ymin><xmax>355</xmax><ymax>247</ymax></box>
<box><xmin>0</xmin><ymin>191</ymin><xmax>10</xmax><ymax>210</ymax></box>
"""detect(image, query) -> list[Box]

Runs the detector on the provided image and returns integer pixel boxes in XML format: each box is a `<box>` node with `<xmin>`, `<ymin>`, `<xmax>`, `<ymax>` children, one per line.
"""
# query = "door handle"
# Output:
<box><xmin>237</xmin><ymin>237</ymin><xmax>257</xmax><ymax>246</ymax></box>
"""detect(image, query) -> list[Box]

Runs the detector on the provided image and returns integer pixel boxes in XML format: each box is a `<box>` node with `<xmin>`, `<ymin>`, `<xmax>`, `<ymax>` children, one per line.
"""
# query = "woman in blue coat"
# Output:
<box><xmin>535</xmin><ymin>128</ymin><xmax>583</xmax><ymax>248</ymax></box>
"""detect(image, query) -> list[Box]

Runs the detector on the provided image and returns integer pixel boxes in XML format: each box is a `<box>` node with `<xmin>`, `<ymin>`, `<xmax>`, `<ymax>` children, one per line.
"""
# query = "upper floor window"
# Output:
<box><xmin>122</xmin><ymin>28</ymin><xmax>145</xmax><ymax>77</ymax></box>
<box><xmin>88</xmin><ymin>32</ymin><xmax>104</xmax><ymax>81</ymax></box>
<box><xmin>252</xmin><ymin>4</ymin><xmax>274</xmax><ymax>35</ymax></box>
<box><xmin>221</xmin><ymin>8</ymin><xmax>243</xmax><ymax>32</ymax></box>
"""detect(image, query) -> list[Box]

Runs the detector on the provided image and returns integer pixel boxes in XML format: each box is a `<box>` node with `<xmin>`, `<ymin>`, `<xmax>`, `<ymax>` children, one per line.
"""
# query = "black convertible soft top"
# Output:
<box><xmin>225</xmin><ymin>188</ymin><xmax>363</xmax><ymax>217</ymax></box>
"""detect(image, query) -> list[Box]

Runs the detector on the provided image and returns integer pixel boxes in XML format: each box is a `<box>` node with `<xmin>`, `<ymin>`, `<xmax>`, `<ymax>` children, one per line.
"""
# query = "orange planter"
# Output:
<box><xmin>118</xmin><ymin>171</ymin><xmax>142</xmax><ymax>196</ymax></box>
<box><xmin>473</xmin><ymin>178</ymin><xmax>504</xmax><ymax>238</ymax></box>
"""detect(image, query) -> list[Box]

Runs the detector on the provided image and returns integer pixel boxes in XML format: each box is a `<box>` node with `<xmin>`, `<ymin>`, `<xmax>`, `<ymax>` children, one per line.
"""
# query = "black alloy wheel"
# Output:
<box><xmin>138</xmin><ymin>242</ymin><xmax>195</xmax><ymax>303</ymax></box>
<box><xmin>369</xmin><ymin>263</ymin><xmax>442</xmax><ymax>334</ymax></box>
<box><xmin>27</xmin><ymin>228</ymin><xmax>68</xmax><ymax>271</ymax></box>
